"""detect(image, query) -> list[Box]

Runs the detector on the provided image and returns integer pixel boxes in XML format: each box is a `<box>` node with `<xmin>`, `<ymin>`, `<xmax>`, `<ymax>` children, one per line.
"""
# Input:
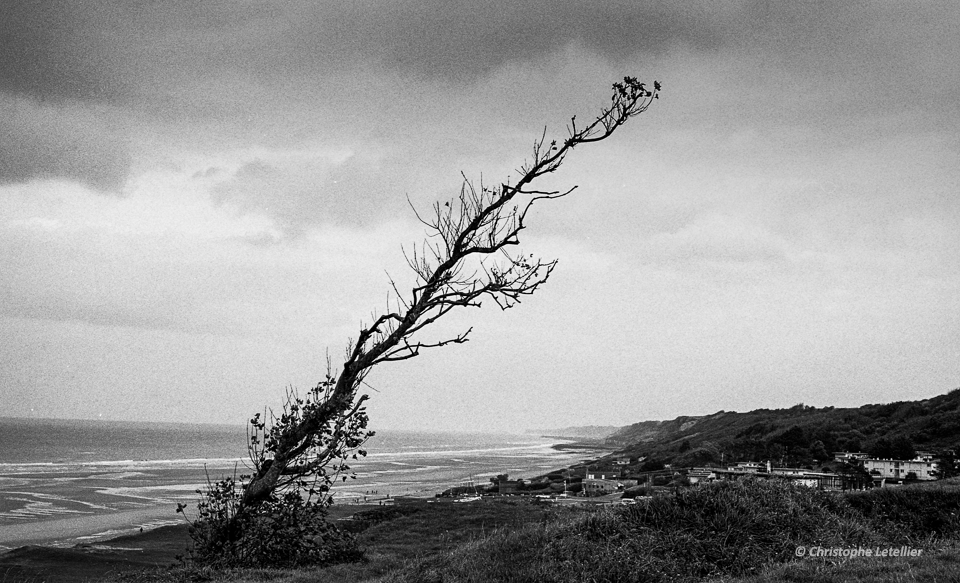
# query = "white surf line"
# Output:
<box><xmin>4</xmin><ymin>491</ymin><xmax>113</xmax><ymax>510</ymax></box>
<box><xmin>364</xmin><ymin>443</ymin><xmax>560</xmax><ymax>458</ymax></box>
<box><xmin>0</xmin><ymin>499</ymin><xmax>93</xmax><ymax>520</ymax></box>
<box><xmin>0</xmin><ymin>457</ymin><xmax>246</xmax><ymax>471</ymax></box>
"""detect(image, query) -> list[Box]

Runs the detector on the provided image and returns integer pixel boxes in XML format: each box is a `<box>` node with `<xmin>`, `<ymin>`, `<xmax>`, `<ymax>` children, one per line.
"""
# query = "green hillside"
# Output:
<box><xmin>603</xmin><ymin>387</ymin><xmax>960</xmax><ymax>469</ymax></box>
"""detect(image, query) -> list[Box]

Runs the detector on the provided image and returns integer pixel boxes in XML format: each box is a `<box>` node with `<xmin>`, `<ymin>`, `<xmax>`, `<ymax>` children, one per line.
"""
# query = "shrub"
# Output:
<box><xmin>539</xmin><ymin>478</ymin><xmax>880</xmax><ymax>581</ymax></box>
<box><xmin>179</xmin><ymin>477</ymin><xmax>363</xmax><ymax>569</ymax></box>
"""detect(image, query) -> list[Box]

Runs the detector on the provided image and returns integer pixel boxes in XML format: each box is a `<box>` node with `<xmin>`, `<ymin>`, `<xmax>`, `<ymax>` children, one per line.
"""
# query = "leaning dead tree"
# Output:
<box><xmin>186</xmin><ymin>77</ymin><xmax>660</xmax><ymax>566</ymax></box>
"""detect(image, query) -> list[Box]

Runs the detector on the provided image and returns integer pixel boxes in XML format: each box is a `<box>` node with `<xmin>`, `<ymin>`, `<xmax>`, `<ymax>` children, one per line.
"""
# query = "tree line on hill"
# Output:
<box><xmin>604</xmin><ymin>388</ymin><xmax>960</xmax><ymax>476</ymax></box>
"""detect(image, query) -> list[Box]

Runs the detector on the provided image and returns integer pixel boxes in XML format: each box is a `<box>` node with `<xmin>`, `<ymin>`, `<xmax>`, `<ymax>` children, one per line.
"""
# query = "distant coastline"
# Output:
<box><xmin>548</xmin><ymin>440</ymin><xmax>616</xmax><ymax>452</ymax></box>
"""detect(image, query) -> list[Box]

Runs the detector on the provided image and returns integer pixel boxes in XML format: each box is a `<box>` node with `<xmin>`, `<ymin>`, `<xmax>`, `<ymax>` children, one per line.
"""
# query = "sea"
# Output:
<box><xmin>0</xmin><ymin>417</ymin><xmax>593</xmax><ymax>550</ymax></box>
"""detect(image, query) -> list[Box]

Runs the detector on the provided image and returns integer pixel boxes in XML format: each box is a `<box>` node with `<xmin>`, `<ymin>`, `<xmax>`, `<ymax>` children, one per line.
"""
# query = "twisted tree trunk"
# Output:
<box><xmin>236</xmin><ymin>76</ymin><xmax>661</xmax><ymax>516</ymax></box>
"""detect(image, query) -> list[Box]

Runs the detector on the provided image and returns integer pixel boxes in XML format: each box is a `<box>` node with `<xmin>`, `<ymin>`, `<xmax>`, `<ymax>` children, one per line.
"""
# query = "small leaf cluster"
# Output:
<box><xmin>247</xmin><ymin>372</ymin><xmax>375</xmax><ymax>502</ymax></box>
<box><xmin>612</xmin><ymin>76</ymin><xmax>660</xmax><ymax>100</ymax></box>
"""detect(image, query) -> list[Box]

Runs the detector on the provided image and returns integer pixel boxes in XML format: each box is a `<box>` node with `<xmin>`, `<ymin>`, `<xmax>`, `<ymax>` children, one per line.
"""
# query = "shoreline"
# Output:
<box><xmin>0</xmin><ymin>505</ymin><xmax>181</xmax><ymax>551</ymax></box>
<box><xmin>0</xmin><ymin>435</ymin><xmax>589</xmax><ymax>552</ymax></box>
<box><xmin>549</xmin><ymin>441</ymin><xmax>616</xmax><ymax>452</ymax></box>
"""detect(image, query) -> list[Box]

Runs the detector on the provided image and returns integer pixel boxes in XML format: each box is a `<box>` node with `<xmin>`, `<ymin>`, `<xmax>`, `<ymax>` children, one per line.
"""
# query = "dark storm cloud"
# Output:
<box><xmin>0</xmin><ymin>97</ymin><xmax>131</xmax><ymax>191</ymax></box>
<box><xmin>0</xmin><ymin>0</ymin><xmax>277</xmax><ymax>103</ymax></box>
<box><xmin>4</xmin><ymin>1</ymin><xmax>956</xmax><ymax>204</ymax></box>
<box><xmin>275</xmin><ymin>1</ymin><xmax>724</xmax><ymax>82</ymax></box>
<box><xmin>0</xmin><ymin>1</ymin><xmax>724</xmax><ymax>106</ymax></box>
<box><xmin>0</xmin><ymin>1</ymin><xmax>118</xmax><ymax>102</ymax></box>
<box><xmin>4</xmin><ymin>1</ymin><xmax>956</xmax><ymax>105</ymax></box>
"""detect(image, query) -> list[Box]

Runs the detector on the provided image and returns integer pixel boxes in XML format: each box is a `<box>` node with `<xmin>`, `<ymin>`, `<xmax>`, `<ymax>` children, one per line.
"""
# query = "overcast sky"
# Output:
<box><xmin>2</xmin><ymin>1</ymin><xmax>958</xmax><ymax>433</ymax></box>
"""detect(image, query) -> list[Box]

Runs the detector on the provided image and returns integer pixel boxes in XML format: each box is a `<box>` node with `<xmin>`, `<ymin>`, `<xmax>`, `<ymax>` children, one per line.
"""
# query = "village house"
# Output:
<box><xmin>771</xmin><ymin>469</ymin><xmax>845</xmax><ymax>489</ymax></box>
<box><xmin>687</xmin><ymin>468</ymin><xmax>716</xmax><ymax>485</ymax></box>
<box><xmin>586</xmin><ymin>467</ymin><xmax>622</xmax><ymax>480</ymax></box>
<box><xmin>728</xmin><ymin>461</ymin><xmax>764</xmax><ymax>473</ymax></box>
<box><xmin>702</xmin><ymin>462</ymin><xmax>850</xmax><ymax>490</ymax></box>
<box><xmin>769</xmin><ymin>466</ymin><xmax>808</xmax><ymax>477</ymax></box>
<box><xmin>582</xmin><ymin>478</ymin><xmax>621</xmax><ymax>495</ymax></box>
<box><xmin>833</xmin><ymin>451</ymin><xmax>870</xmax><ymax>463</ymax></box>
<box><xmin>864</xmin><ymin>454</ymin><xmax>939</xmax><ymax>482</ymax></box>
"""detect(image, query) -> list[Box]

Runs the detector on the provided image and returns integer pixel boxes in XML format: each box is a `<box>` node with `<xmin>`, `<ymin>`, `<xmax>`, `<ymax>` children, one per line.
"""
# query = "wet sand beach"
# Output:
<box><xmin>0</xmin><ymin>504</ymin><xmax>179</xmax><ymax>550</ymax></box>
<box><xmin>0</xmin><ymin>503</ymin><xmax>379</xmax><ymax>583</ymax></box>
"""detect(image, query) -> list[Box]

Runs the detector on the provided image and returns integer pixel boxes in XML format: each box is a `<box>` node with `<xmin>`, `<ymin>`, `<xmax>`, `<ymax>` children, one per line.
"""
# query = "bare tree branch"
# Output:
<box><xmin>235</xmin><ymin>76</ymin><xmax>661</xmax><ymax>514</ymax></box>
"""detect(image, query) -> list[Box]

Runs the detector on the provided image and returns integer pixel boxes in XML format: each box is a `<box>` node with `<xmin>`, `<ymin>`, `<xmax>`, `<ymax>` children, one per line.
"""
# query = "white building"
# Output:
<box><xmin>864</xmin><ymin>455</ymin><xmax>939</xmax><ymax>481</ymax></box>
<box><xmin>728</xmin><ymin>461</ymin><xmax>763</xmax><ymax>473</ymax></box>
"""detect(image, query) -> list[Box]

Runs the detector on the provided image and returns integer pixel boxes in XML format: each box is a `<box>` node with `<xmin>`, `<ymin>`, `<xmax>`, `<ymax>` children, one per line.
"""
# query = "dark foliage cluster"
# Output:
<box><xmin>178</xmin><ymin>372</ymin><xmax>373</xmax><ymax>568</ymax></box>
<box><xmin>178</xmin><ymin>477</ymin><xmax>362</xmax><ymax>569</ymax></box>
<box><xmin>245</xmin><ymin>373</ymin><xmax>375</xmax><ymax>503</ymax></box>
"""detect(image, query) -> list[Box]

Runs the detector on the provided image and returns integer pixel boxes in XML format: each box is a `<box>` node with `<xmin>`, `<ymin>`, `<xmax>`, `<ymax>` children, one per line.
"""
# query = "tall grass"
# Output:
<box><xmin>845</xmin><ymin>483</ymin><xmax>960</xmax><ymax>539</ymax></box>
<box><xmin>720</xmin><ymin>543</ymin><xmax>960</xmax><ymax>583</ymax></box>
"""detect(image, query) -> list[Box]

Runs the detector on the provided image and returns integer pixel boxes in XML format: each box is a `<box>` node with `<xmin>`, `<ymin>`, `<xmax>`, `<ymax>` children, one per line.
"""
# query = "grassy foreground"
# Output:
<box><xmin>104</xmin><ymin>478</ymin><xmax>960</xmax><ymax>583</ymax></box>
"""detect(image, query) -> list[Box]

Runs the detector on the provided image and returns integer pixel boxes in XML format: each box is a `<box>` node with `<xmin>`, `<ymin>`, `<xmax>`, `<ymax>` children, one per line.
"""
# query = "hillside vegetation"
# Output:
<box><xmin>604</xmin><ymin>388</ymin><xmax>960</xmax><ymax>469</ymax></box>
